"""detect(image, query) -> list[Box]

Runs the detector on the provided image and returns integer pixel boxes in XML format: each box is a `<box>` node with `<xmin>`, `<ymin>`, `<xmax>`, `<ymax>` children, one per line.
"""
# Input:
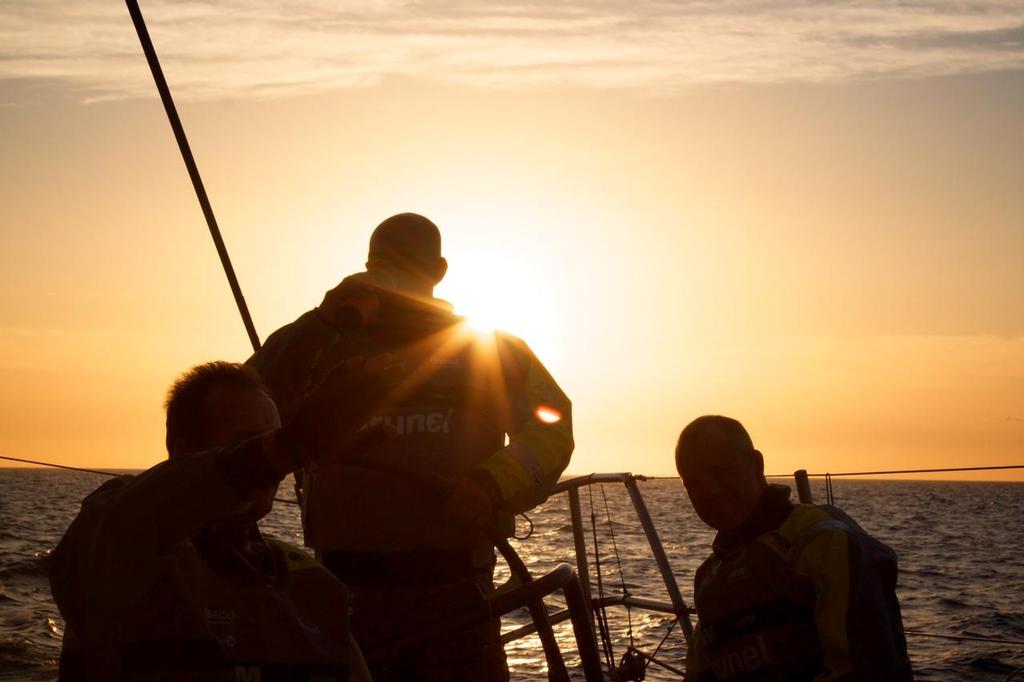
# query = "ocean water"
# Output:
<box><xmin>1</xmin><ymin>468</ymin><xmax>1022</xmax><ymax>680</ymax></box>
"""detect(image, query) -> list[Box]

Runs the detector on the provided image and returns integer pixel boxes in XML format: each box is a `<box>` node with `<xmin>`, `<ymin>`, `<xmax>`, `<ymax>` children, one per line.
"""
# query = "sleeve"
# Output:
<box><xmin>48</xmin><ymin>439</ymin><xmax>283</xmax><ymax>645</ymax></box>
<box><xmin>472</xmin><ymin>334</ymin><xmax>574</xmax><ymax>512</ymax></box>
<box><xmin>246</xmin><ymin>309</ymin><xmax>339</xmax><ymax>423</ymax></box>
<box><xmin>348</xmin><ymin>634</ymin><xmax>373</xmax><ymax>682</ymax></box>
<box><xmin>793</xmin><ymin>523</ymin><xmax>913</xmax><ymax>682</ymax></box>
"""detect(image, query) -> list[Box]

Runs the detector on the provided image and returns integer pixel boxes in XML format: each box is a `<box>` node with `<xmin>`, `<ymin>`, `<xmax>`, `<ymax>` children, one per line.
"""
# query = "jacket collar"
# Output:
<box><xmin>712</xmin><ymin>484</ymin><xmax>795</xmax><ymax>557</ymax></box>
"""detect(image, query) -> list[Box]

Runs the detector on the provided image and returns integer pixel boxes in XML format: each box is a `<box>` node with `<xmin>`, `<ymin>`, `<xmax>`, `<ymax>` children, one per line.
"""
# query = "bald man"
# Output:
<box><xmin>248</xmin><ymin>213</ymin><xmax>573</xmax><ymax>681</ymax></box>
<box><xmin>675</xmin><ymin>415</ymin><xmax>912</xmax><ymax>682</ymax></box>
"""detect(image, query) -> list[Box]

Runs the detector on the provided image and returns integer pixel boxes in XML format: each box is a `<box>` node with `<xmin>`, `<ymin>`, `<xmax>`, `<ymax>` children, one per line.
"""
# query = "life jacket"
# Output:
<box><xmin>58</xmin><ymin>538</ymin><xmax>360</xmax><ymax>682</ymax></box>
<box><xmin>689</xmin><ymin>503</ymin><xmax>880</xmax><ymax>681</ymax></box>
<box><xmin>300</xmin><ymin>311</ymin><xmax>511</xmax><ymax>552</ymax></box>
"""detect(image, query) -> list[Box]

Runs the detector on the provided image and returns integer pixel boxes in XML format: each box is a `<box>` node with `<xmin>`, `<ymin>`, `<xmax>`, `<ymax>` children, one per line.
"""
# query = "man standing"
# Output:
<box><xmin>675</xmin><ymin>415</ymin><xmax>912</xmax><ymax>681</ymax></box>
<box><xmin>248</xmin><ymin>212</ymin><xmax>574</xmax><ymax>680</ymax></box>
<box><xmin>49</xmin><ymin>360</ymin><xmax>386</xmax><ymax>681</ymax></box>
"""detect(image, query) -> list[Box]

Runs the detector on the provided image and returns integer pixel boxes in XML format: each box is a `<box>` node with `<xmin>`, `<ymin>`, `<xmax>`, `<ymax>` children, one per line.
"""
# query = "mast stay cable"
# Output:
<box><xmin>643</xmin><ymin>464</ymin><xmax>1024</xmax><ymax>480</ymax></box>
<box><xmin>8</xmin><ymin>453</ymin><xmax>1024</xmax><ymax>661</ymax></box>
<box><xmin>125</xmin><ymin>0</ymin><xmax>261</xmax><ymax>353</ymax></box>
<box><xmin>0</xmin><ymin>454</ymin><xmax>298</xmax><ymax>505</ymax></box>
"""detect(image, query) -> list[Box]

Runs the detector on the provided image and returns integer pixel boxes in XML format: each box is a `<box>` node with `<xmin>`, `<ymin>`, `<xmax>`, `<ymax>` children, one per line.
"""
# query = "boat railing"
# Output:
<box><xmin>499</xmin><ymin>465</ymin><xmax>1024</xmax><ymax>680</ymax></box>
<box><xmin>499</xmin><ymin>472</ymin><xmax>695</xmax><ymax>679</ymax></box>
<box><xmin>783</xmin><ymin>465</ymin><xmax>1024</xmax><ymax>505</ymax></box>
<box><xmin>4</xmin><ymin>455</ymin><xmax>1023</xmax><ymax>679</ymax></box>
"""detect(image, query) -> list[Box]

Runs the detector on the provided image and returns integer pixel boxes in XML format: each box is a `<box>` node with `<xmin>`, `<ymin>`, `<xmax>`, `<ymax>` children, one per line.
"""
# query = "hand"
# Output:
<box><xmin>441</xmin><ymin>475</ymin><xmax>496</xmax><ymax>528</ymax></box>
<box><xmin>281</xmin><ymin>354</ymin><xmax>395</xmax><ymax>466</ymax></box>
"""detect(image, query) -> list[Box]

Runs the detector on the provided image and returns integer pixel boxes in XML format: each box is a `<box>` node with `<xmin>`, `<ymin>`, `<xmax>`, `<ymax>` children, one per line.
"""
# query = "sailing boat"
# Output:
<box><xmin>6</xmin><ymin>2</ymin><xmax>1015</xmax><ymax>675</ymax></box>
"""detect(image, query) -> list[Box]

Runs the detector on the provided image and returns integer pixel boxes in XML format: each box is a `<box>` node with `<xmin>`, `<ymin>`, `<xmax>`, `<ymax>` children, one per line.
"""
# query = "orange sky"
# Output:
<box><xmin>1</xmin><ymin>3</ymin><xmax>1022</xmax><ymax>480</ymax></box>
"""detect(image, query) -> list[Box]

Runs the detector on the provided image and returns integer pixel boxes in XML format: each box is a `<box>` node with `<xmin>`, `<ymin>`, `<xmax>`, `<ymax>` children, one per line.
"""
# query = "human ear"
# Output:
<box><xmin>753</xmin><ymin>449</ymin><xmax>765</xmax><ymax>476</ymax></box>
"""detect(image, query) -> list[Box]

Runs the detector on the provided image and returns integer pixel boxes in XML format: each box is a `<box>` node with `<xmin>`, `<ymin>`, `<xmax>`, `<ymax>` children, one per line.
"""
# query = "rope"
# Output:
<box><xmin>513</xmin><ymin>512</ymin><xmax>534</xmax><ymax>541</ymax></box>
<box><xmin>588</xmin><ymin>485</ymin><xmax>616</xmax><ymax>671</ymax></box>
<box><xmin>904</xmin><ymin>630</ymin><xmax>1024</xmax><ymax>646</ymax></box>
<box><xmin>1</xmin><ymin>454</ymin><xmax>300</xmax><ymax>505</ymax></box>
<box><xmin>1</xmin><ymin>454</ymin><xmax>121</xmax><ymax>476</ymax></box>
<box><xmin>645</xmin><ymin>614</ymin><xmax>679</xmax><ymax>667</ymax></box>
<box><xmin>642</xmin><ymin>464</ymin><xmax>1024</xmax><ymax>479</ymax></box>
<box><xmin>825</xmin><ymin>473</ymin><xmax>834</xmax><ymax>505</ymax></box>
<box><xmin>600</xmin><ymin>483</ymin><xmax>636</xmax><ymax>653</ymax></box>
<box><xmin>766</xmin><ymin>464</ymin><xmax>1024</xmax><ymax>478</ymax></box>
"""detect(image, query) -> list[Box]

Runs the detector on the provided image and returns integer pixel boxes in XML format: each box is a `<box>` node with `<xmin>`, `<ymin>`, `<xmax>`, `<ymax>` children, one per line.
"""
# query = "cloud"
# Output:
<box><xmin>1</xmin><ymin>1</ymin><xmax>1023</xmax><ymax>100</ymax></box>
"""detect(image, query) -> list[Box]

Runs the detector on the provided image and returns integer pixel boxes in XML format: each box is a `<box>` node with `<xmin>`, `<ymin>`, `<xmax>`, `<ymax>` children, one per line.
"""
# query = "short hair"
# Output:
<box><xmin>164</xmin><ymin>361</ymin><xmax>269</xmax><ymax>455</ymax></box>
<box><xmin>367</xmin><ymin>213</ymin><xmax>442</xmax><ymax>276</ymax></box>
<box><xmin>675</xmin><ymin>415</ymin><xmax>756</xmax><ymax>473</ymax></box>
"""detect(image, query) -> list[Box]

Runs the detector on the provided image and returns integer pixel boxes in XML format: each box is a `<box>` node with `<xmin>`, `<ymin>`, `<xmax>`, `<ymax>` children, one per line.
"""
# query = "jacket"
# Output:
<box><xmin>49</xmin><ymin>444</ymin><xmax>369</xmax><ymax>681</ymax></box>
<box><xmin>688</xmin><ymin>486</ymin><xmax>912</xmax><ymax>681</ymax></box>
<box><xmin>247</xmin><ymin>298</ymin><xmax>573</xmax><ymax>552</ymax></box>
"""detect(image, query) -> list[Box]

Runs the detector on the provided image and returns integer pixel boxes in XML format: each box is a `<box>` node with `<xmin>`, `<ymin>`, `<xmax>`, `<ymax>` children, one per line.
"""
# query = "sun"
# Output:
<box><xmin>436</xmin><ymin>252</ymin><xmax>562</xmax><ymax>366</ymax></box>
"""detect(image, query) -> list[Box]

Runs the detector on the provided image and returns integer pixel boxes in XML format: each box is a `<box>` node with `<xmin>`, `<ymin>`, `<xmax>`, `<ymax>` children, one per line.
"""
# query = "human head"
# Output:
<box><xmin>366</xmin><ymin>213</ymin><xmax>448</xmax><ymax>293</ymax></box>
<box><xmin>675</xmin><ymin>415</ymin><xmax>767</xmax><ymax>532</ymax></box>
<box><xmin>165</xmin><ymin>361</ymin><xmax>281</xmax><ymax>521</ymax></box>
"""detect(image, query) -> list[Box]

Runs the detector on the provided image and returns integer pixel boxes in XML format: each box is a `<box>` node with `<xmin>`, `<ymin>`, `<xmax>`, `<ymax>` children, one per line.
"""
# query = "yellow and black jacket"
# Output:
<box><xmin>688</xmin><ymin>486</ymin><xmax>912</xmax><ymax>681</ymax></box>
<box><xmin>49</xmin><ymin>444</ymin><xmax>370</xmax><ymax>681</ymax></box>
<box><xmin>247</xmin><ymin>297</ymin><xmax>573</xmax><ymax>553</ymax></box>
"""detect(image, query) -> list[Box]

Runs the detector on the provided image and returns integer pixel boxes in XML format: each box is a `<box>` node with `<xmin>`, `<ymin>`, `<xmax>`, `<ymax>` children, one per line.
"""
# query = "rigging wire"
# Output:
<box><xmin>9</xmin><ymin>453</ymin><xmax>1024</xmax><ymax>666</ymax></box>
<box><xmin>645</xmin><ymin>614</ymin><xmax>679</xmax><ymax>669</ymax></box>
<box><xmin>0</xmin><ymin>454</ymin><xmax>300</xmax><ymax>505</ymax></box>
<box><xmin>588</xmin><ymin>484</ymin><xmax>617</xmax><ymax>671</ymax></box>
<box><xmin>125</xmin><ymin>0</ymin><xmax>261</xmax><ymax>352</ymax></box>
<box><xmin>783</xmin><ymin>464</ymin><xmax>1024</xmax><ymax>477</ymax></box>
<box><xmin>601</xmin><ymin>481</ymin><xmax>663</xmax><ymax>680</ymax></box>
<box><xmin>902</xmin><ymin>630</ymin><xmax>1024</xmax><ymax>646</ymax></box>
<box><xmin>0</xmin><ymin>454</ymin><xmax>121</xmax><ymax>477</ymax></box>
<box><xmin>642</xmin><ymin>464</ymin><xmax>1024</xmax><ymax>480</ymax></box>
<box><xmin>600</xmin><ymin>483</ymin><xmax>636</xmax><ymax>653</ymax></box>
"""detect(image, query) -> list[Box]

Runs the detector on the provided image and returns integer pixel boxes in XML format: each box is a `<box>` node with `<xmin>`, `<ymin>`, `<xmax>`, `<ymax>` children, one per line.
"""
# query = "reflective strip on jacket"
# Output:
<box><xmin>49</xmin><ymin>450</ymin><xmax>369</xmax><ymax>681</ymax></box>
<box><xmin>688</xmin><ymin>503</ymin><xmax>912</xmax><ymax>682</ymax></box>
<box><xmin>247</xmin><ymin>307</ymin><xmax>573</xmax><ymax>552</ymax></box>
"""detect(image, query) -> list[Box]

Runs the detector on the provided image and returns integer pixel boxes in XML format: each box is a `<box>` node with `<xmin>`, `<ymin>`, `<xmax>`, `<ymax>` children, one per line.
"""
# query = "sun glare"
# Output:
<box><xmin>437</xmin><ymin>251</ymin><xmax>562</xmax><ymax>366</ymax></box>
<box><xmin>535</xmin><ymin>405</ymin><xmax>562</xmax><ymax>424</ymax></box>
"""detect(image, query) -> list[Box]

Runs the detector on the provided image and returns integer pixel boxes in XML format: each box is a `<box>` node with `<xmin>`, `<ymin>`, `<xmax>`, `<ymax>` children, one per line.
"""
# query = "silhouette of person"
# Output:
<box><xmin>49</xmin><ymin>360</ymin><xmax>389</xmax><ymax>681</ymax></box>
<box><xmin>675</xmin><ymin>415</ymin><xmax>913</xmax><ymax>681</ymax></box>
<box><xmin>248</xmin><ymin>212</ymin><xmax>574</xmax><ymax>681</ymax></box>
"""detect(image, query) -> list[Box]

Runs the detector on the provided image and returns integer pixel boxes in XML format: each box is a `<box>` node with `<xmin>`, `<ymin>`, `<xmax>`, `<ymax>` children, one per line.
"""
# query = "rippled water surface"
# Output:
<box><xmin>1</xmin><ymin>469</ymin><xmax>1022</xmax><ymax>680</ymax></box>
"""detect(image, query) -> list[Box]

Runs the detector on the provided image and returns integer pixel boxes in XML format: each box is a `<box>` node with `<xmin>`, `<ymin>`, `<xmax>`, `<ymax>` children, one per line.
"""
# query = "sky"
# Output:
<box><xmin>1</xmin><ymin>0</ymin><xmax>1022</xmax><ymax>481</ymax></box>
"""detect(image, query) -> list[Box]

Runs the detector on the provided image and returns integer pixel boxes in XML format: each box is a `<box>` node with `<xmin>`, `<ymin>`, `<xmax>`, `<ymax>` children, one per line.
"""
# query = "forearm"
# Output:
<box><xmin>49</xmin><ymin>440</ymin><xmax>290</xmax><ymax>643</ymax></box>
<box><xmin>476</xmin><ymin>425</ymin><xmax>572</xmax><ymax>502</ymax></box>
<box><xmin>100</xmin><ymin>435</ymin><xmax>295</xmax><ymax>550</ymax></box>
